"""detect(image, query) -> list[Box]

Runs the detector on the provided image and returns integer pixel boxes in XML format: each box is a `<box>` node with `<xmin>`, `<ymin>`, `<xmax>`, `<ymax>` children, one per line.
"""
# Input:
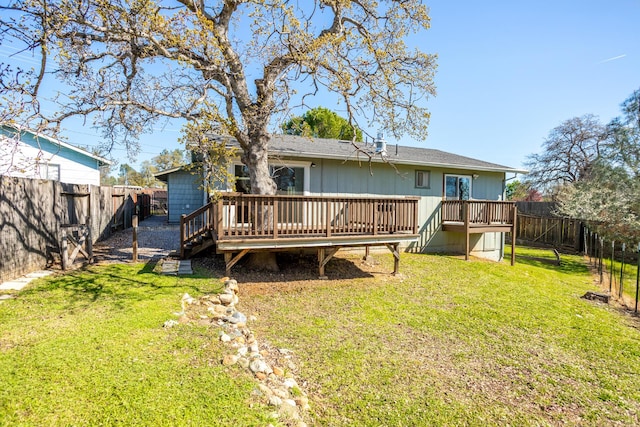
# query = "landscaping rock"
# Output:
<box><xmin>222</xmin><ymin>354</ymin><xmax>239</xmax><ymax>366</ymax></box>
<box><xmin>582</xmin><ymin>291</ymin><xmax>610</xmax><ymax>303</ymax></box>
<box><xmin>249</xmin><ymin>359</ymin><xmax>272</xmax><ymax>374</ymax></box>
<box><xmin>219</xmin><ymin>293</ymin><xmax>234</xmax><ymax>305</ymax></box>
<box><xmin>268</xmin><ymin>395</ymin><xmax>283</xmax><ymax>407</ymax></box>
<box><xmin>232</xmin><ymin>311</ymin><xmax>247</xmax><ymax>323</ymax></box>
<box><xmin>173</xmin><ymin>279</ymin><xmax>310</xmax><ymax>426</ymax></box>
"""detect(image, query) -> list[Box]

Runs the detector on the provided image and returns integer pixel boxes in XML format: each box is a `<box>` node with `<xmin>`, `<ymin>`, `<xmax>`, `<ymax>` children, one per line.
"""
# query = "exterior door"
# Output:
<box><xmin>445</xmin><ymin>175</ymin><xmax>471</xmax><ymax>200</ymax></box>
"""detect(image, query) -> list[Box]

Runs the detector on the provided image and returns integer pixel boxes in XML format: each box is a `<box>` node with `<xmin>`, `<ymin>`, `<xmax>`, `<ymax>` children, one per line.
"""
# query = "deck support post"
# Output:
<box><xmin>224</xmin><ymin>249</ymin><xmax>250</xmax><ymax>277</ymax></box>
<box><xmin>511</xmin><ymin>206</ymin><xmax>517</xmax><ymax>266</ymax></box>
<box><xmin>385</xmin><ymin>243</ymin><xmax>400</xmax><ymax>275</ymax></box>
<box><xmin>318</xmin><ymin>247</ymin><xmax>339</xmax><ymax>278</ymax></box>
<box><xmin>464</xmin><ymin>202</ymin><xmax>470</xmax><ymax>261</ymax></box>
<box><xmin>363</xmin><ymin>245</ymin><xmax>370</xmax><ymax>260</ymax></box>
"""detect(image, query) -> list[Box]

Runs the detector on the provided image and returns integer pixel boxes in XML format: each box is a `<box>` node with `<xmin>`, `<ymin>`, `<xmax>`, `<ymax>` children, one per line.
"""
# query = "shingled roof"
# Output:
<box><xmin>264</xmin><ymin>134</ymin><xmax>526</xmax><ymax>174</ymax></box>
<box><xmin>205</xmin><ymin>134</ymin><xmax>525</xmax><ymax>174</ymax></box>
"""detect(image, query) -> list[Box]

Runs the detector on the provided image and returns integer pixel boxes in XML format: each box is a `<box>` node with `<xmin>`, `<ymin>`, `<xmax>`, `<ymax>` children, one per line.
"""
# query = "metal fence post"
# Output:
<box><xmin>599</xmin><ymin>237</ymin><xmax>604</xmax><ymax>284</ymax></box>
<box><xmin>610</xmin><ymin>240</ymin><xmax>615</xmax><ymax>293</ymax></box>
<box><xmin>620</xmin><ymin>243</ymin><xmax>626</xmax><ymax>299</ymax></box>
<box><xmin>635</xmin><ymin>243</ymin><xmax>640</xmax><ymax>314</ymax></box>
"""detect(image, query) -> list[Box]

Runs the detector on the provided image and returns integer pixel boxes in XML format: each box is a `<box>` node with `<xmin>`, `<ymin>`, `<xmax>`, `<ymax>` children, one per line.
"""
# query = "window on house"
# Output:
<box><xmin>233</xmin><ymin>164</ymin><xmax>305</xmax><ymax>195</ymax></box>
<box><xmin>234</xmin><ymin>165</ymin><xmax>251</xmax><ymax>193</ymax></box>
<box><xmin>415</xmin><ymin>170</ymin><xmax>430</xmax><ymax>188</ymax></box>
<box><xmin>444</xmin><ymin>174</ymin><xmax>471</xmax><ymax>200</ymax></box>
<box><xmin>271</xmin><ymin>166</ymin><xmax>304</xmax><ymax>194</ymax></box>
<box><xmin>38</xmin><ymin>162</ymin><xmax>60</xmax><ymax>181</ymax></box>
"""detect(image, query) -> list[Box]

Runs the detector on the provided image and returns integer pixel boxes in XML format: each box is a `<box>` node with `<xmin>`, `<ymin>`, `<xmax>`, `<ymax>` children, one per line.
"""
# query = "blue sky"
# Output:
<box><xmin>1</xmin><ymin>1</ymin><xmax>639</xmax><ymax>173</ymax></box>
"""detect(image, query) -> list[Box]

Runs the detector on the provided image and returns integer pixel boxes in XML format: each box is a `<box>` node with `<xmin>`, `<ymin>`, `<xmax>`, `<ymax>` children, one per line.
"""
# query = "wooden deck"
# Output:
<box><xmin>181</xmin><ymin>194</ymin><xmax>420</xmax><ymax>276</ymax></box>
<box><xmin>441</xmin><ymin>200</ymin><xmax>517</xmax><ymax>265</ymax></box>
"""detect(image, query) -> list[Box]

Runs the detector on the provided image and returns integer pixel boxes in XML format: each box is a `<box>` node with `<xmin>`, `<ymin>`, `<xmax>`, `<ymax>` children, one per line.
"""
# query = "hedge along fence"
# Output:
<box><xmin>0</xmin><ymin>175</ymin><xmax>141</xmax><ymax>283</ymax></box>
<box><xmin>583</xmin><ymin>227</ymin><xmax>640</xmax><ymax>314</ymax></box>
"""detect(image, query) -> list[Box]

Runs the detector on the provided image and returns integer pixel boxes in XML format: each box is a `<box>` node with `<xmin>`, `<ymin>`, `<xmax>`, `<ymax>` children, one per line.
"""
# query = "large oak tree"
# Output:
<box><xmin>0</xmin><ymin>0</ymin><xmax>437</xmax><ymax>197</ymax></box>
<box><xmin>524</xmin><ymin>114</ymin><xmax>608</xmax><ymax>194</ymax></box>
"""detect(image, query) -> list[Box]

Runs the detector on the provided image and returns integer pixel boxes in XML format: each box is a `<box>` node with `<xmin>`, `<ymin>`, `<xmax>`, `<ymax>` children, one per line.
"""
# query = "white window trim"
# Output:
<box><xmin>228</xmin><ymin>159</ymin><xmax>312</xmax><ymax>195</ymax></box>
<box><xmin>444</xmin><ymin>174</ymin><xmax>472</xmax><ymax>200</ymax></box>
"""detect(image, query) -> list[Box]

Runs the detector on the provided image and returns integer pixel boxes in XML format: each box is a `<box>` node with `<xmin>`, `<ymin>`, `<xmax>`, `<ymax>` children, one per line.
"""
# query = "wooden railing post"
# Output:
<box><xmin>373</xmin><ymin>200</ymin><xmax>378</xmax><ymax>235</ymax></box>
<box><xmin>464</xmin><ymin>201</ymin><xmax>470</xmax><ymax>261</ymax></box>
<box><xmin>216</xmin><ymin>198</ymin><xmax>224</xmax><ymax>237</ymax></box>
<box><xmin>180</xmin><ymin>214</ymin><xmax>186</xmax><ymax>259</ymax></box>
<box><xmin>325</xmin><ymin>199</ymin><xmax>332</xmax><ymax>237</ymax></box>
<box><xmin>273</xmin><ymin>198</ymin><xmax>279</xmax><ymax>239</ymax></box>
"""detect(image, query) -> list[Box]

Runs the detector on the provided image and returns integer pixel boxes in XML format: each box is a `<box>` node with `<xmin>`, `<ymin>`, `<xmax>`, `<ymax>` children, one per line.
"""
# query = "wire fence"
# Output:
<box><xmin>583</xmin><ymin>227</ymin><xmax>640</xmax><ymax>314</ymax></box>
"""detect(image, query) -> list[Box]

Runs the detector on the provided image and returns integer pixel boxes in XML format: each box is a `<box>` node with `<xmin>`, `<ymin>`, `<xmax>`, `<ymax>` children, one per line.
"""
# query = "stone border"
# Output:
<box><xmin>164</xmin><ymin>278</ymin><xmax>309</xmax><ymax>427</ymax></box>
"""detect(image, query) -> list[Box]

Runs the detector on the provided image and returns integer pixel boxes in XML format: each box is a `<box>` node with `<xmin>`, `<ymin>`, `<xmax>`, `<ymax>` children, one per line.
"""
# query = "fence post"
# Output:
<box><xmin>635</xmin><ymin>243</ymin><xmax>640</xmax><ymax>314</ymax></box>
<box><xmin>619</xmin><ymin>243</ymin><xmax>626</xmax><ymax>299</ymax></box>
<box><xmin>132</xmin><ymin>214</ymin><xmax>138</xmax><ymax>262</ymax></box>
<box><xmin>610</xmin><ymin>240</ymin><xmax>615</xmax><ymax>293</ymax></box>
<box><xmin>599</xmin><ymin>237</ymin><xmax>604</xmax><ymax>284</ymax></box>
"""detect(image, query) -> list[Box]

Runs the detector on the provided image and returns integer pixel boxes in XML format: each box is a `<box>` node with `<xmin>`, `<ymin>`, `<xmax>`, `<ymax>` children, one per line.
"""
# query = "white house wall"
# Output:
<box><xmin>0</xmin><ymin>133</ymin><xmax>102</xmax><ymax>186</ymax></box>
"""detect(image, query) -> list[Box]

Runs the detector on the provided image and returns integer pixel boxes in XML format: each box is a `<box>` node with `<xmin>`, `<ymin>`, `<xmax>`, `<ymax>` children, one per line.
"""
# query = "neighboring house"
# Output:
<box><xmin>155</xmin><ymin>134</ymin><xmax>526</xmax><ymax>261</ymax></box>
<box><xmin>0</xmin><ymin>125</ymin><xmax>110</xmax><ymax>186</ymax></box>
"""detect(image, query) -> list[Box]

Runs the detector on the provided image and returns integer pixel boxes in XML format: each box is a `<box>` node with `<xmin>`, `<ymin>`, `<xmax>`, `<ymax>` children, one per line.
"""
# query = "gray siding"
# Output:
<box><xmin>167</xmin><ymin>170</ymin><xmax>205</xmax><ymax>223</ymax></box>
<box><xmin>305</xmin><ymin>157</ymin><xmax>506</xmax><ymax>260</ymax></box>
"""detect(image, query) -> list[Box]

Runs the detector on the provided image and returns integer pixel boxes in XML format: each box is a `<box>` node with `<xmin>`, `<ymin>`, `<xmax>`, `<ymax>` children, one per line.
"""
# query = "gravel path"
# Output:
<box><xmin>93</xmin><ymin>215</ymin><xmax>180</xmax><ymax>263</ymax></box>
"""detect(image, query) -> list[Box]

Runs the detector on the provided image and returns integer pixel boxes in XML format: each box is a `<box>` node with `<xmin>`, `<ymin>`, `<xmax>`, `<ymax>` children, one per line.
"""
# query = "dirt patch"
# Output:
<box><xmin>192</xmin><ymin>251</ymin><xmax>402</xmax><ymax>297</ymax></box>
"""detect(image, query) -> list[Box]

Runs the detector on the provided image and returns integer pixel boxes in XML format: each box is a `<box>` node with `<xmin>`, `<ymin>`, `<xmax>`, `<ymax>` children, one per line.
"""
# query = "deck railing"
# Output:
<box><xmin>181</xmin><ymin>194</ymin><xmax>419</xmax><ymax>251</ymax></box>
<box><xmin>441</xmin><ymin>200</ymin><xmax>516</xmax><ymax>225</ymax></box>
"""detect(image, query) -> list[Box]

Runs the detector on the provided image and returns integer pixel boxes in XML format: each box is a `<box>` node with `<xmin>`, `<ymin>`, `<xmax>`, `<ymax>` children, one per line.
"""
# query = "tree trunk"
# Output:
<box><xmin>241</xmin><ymin>129</ymin><xmax>279</xmax><ymax>271</ymax></box>
<box><xmin>245</xmin><ymin>251</ymin><xmax>280</xmax><ymax>272</ymax></box>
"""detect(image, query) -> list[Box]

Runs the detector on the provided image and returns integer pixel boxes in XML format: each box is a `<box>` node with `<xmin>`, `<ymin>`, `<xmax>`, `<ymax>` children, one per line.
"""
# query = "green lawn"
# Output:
<box><xmin>0</xmin><ymin>263</ymin><xmax>275</xmax><ymax>426</ymax></box>
<box><xmin>1</xmin><ymin>248</ymin><xmax>640</xmax><ymax>426</ymax></box>
<box><xmin>241</xmin><ymin>247</ymin><xmax>640</xmax><ymax>426</ymax></box>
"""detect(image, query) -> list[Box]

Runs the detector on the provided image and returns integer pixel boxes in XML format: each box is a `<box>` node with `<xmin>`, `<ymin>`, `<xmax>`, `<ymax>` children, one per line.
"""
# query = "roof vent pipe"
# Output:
<box><xmin>375</xmin><ymin>131</ymin><xmax>387</xmax><ymax>156</ymax></box>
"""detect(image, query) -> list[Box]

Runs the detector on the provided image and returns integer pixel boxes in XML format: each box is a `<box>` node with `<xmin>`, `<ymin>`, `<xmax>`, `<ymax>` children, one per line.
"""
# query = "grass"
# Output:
<box><xmin>0</xmin><ymin>262</ymin><xmax>276</xmax><ymax>426</ymax></box>
<box><xmin>241</xmin><ymin>247</ymin><xmax>640</xmax><ymax>426</ymax></box>
<box><xmin>2</xmin><ymin>248</ymin><xmax>640</xmax><ymax>426</ymax></box>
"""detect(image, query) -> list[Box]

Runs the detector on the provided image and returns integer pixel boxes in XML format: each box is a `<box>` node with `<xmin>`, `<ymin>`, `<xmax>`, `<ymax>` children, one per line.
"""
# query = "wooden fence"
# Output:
<box><xmin>0</xmin><ymin>175</ymin><xmax>143</xmax><ymax>282</ymax></box>
<box><xmin>515</xmin><ymin>213</ymin><xmax>582</xmax><ymax>250</ymax></box>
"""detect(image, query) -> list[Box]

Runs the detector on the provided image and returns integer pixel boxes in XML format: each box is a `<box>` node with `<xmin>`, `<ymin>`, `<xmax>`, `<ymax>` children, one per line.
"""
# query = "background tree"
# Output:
<box><xmin>138</xmin><ymin>148</ymin><xmax>188</xmax><ymax>187</ymax></box>
<box><xmin>505</xmin><ymin>180</ymin><xmax>543</xmax><ymax>201</ymax></box>
<box><xmin>524</xmin><ymin>114</ymin><xmax>609</xmax><ymax>194</ymax></box>
<box><xmin>152</xmin><ymin>149</ymin><xmax>189</xmax><ymax>172</ymax></box>
<box><xmin>117</xmin><ymin>163</ymin><xmax>144</xmax><ymax>187</ymax></box>
<box><xmin>556</xmin><ymin>89</ymin><xmax>640</xmax><ymax>242</ymax></box>
<box><xmin>281</xmin><ymin>107</ymin><xmax>363</xmax><ymax>141</ymax></box>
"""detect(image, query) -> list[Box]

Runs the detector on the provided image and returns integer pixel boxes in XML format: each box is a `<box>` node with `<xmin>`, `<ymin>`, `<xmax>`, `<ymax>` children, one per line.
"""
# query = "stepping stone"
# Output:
<box><xmin>0</xmin><ymin>271</ymin><xmax>53</xmax><ymax>291</ymax></box>
<box><xmin>159</xmin><ymin>259</ymin><xmax>192</xmax><ymax>276</ymax></box>
<box><xmin>0</xmin><ymin>294</ymin><xmax>15</xmax><ymax>302</ymax></box>
<box><xmin>178</xmin><ymin>260</ymin><xmax>193</xmax><ymax>275</ymax></box>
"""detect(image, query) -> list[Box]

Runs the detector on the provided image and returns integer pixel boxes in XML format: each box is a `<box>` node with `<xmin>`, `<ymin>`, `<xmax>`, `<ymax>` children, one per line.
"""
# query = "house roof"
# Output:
<box><xmin>1</xmin><ymin>124</ymin><xmax>111</xmax><ymax>166</ymax></box>
<box><xmin>210</xmin><ymin>134</ymin><xmax>527</xmax><ymax>174</ymax></box>
<box><xmin>154</xmin><ymin>165</ymin><xmax>185</xmax><ymax>181</ymax></box>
